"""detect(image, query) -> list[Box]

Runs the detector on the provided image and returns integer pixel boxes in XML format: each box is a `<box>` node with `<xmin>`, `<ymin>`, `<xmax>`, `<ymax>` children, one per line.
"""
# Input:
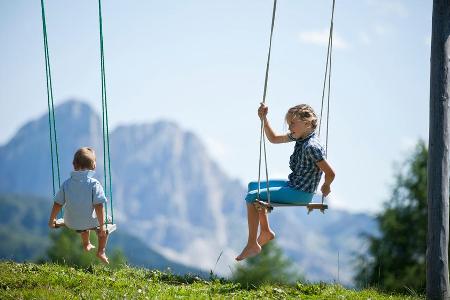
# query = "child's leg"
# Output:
<box><xmin>247</xmin><ymin>179</ymin><xmax>288</xmax><ymax>192</ymax></box>
<box><xmin>257</xmin><ymin>210</ymin><xmax>275</xmax><ymax>247</ymax></box>
<box><xmin>236</xmin><ymin>203</ymin><xmax>262</xmax><ymax>261</ymax></box>
<box><xmin>96</xmin><ymin>230</ymin><xmax>109</xmax><ymax>264</ymax></box>
<box><xmin>80</xmin><ymin>230</ymin><xmax>95</xmax><ymax>251</ymax></box>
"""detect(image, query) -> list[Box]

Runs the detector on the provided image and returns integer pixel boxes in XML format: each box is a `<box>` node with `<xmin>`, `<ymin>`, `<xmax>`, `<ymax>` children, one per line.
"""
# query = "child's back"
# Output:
<box><xmin>55</xmin><ymin>170</ymin><xmax>106</xmax><ymax>231</ymax></box>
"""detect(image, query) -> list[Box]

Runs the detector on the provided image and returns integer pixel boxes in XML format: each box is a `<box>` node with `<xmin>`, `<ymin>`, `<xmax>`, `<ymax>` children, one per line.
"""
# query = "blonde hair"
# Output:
<box><xmin>285</xmin><ymin>104</ymin><xmax>318</xmax><ymax>130</ymax></box>
<box><xmin>73</xmin><ymin>147</ymin><xmax>96</xmax><ymax>170</ymax></box>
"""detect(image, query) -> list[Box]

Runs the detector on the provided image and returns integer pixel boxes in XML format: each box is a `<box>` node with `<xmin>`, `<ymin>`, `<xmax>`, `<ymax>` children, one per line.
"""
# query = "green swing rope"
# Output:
<box><xmin>98</xmin><ymin>0</ymin><xmax>114</xmax><ymax>225</ymax></box>
<box><xmin>40</xmin><ymin>0</ymin><xmax>61</xmax><ymax>208</ymax></box>
<box><xmin>40</xmin><ymin>0</ymin><xmax>114</xmax><ymax>224</ymax></box>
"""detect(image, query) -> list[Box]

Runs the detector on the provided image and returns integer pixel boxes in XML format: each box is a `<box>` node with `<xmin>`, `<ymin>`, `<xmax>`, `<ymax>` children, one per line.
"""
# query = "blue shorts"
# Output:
<box><xmin>245</xmin><ymin>180</ymin><xmax>314</xmax><ymax>205</ymax></box>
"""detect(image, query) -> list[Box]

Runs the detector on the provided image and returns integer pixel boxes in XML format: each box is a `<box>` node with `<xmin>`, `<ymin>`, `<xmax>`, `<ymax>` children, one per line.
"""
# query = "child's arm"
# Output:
<box><xmin>258</xmin><ymin>103</ymin><xmax>290</xmax><ymax>144</ymax></box>
<box><xmin>48</xmin><ymin>202</ymin><xmax>63</xmax><ymax>228</ymax></box>
<box><xmin>316</xmin><ymin>159</ymin><xmax>335</xmax><ymax>196</ymax></box>
<box><xmin>94</xmin><ymin>204</ymin><xmax>107</xmax><ymax>236</ymax></box>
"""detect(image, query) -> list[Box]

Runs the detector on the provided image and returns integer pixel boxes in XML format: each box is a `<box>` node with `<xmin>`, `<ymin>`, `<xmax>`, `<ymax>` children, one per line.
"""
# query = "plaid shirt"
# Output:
<box><xmin>287</xmin><ymin>132</ymin><xmax>325</xmax><ymax>193</ymax></box>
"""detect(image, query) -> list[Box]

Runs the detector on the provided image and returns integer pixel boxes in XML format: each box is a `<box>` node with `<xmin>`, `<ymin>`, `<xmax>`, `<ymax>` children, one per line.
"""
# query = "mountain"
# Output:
<box><xmin>0</xmin><ymin>100</ymin><xmax>377</xmax><ymax>285</ymax></box>
<box><xmin>0</xmin><ymin>101</ymin><xmax>103</xmax><ymax>197</ymax></box>
<box><xmin>270</xmin><ymin>208</ymin><xmax>376</xmax><ymax>283</ymax></box>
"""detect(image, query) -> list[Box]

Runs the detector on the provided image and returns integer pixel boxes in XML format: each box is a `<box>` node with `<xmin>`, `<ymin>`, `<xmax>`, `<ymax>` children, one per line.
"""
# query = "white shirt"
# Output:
<box><xmin>54</xmin><ymin>170</ymin><xmax>107</xmax><ymax>230</ymax></box>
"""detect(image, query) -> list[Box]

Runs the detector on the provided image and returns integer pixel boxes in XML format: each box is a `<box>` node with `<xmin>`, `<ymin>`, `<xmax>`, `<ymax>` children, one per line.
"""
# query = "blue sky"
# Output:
<box><xmin>0</xmin><ymin>0</ymin><xmax>432</xmax><ymax>213</ymax></box>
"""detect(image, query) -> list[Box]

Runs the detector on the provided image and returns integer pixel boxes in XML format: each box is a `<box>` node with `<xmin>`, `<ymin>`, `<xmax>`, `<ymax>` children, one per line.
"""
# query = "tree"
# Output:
<box><xmin>233</xmin><ymin>241</ymin><xmax>304</xmax><ymax>287</ymax></box>
<box><xmin>355</xmin><ymin>142</ymin><xmax>429</xmax><ymax>292</ymax></box>
<box><xmin>46</xmin><ymin>227</ymin><xmax>126</xmax><ymax>268</ymax></box>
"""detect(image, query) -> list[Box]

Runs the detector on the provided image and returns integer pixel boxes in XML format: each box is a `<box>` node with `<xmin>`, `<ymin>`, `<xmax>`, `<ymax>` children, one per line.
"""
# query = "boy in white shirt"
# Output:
<box><xmin>48</xmin><ymin>147</ymin><xmax>109</xmax><ymax>264</ymax></box>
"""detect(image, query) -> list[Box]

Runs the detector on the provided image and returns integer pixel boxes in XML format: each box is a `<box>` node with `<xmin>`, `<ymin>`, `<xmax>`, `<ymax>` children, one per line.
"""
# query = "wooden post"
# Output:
<box><xmin>427</xmin><ymin>1</ymin><xmax>450</xmax><ymax>299</ymax></box>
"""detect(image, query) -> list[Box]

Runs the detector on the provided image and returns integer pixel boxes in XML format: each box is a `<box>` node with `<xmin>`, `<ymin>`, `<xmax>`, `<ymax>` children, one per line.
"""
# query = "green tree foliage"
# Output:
<box><xmin>47</xmin><ymin>227</ymin><xmax>126</xmax><ymax>268</ymax></box>
<box><xmin>233</xmin><ymin>242</ymin><xmax>304</xmax><ymax>287</ymax></box>
<box><xmin>355</xmin><ymin>141</ymin><xmax>428</xmax><ymax>293</ymax></box>
<box><xmin>0</xmin><ymin>194</ymin><xmax>50</xmax><ymax>261</ymax></box>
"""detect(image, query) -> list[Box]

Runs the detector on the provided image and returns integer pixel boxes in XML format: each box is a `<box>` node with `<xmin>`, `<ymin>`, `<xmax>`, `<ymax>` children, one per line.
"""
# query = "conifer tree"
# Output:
<box><xmin>355</xmin><ymin>141</ymin><xmax>429</xmax><ymax>292</ymax></box>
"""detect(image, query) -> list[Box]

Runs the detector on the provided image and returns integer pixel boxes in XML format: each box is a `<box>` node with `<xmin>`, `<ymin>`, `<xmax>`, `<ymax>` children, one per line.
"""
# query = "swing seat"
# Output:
<box><xmin>253</xmin><ymin>193</ymin><xmax>329</xmax><ymax>214</ymax></box>
<box><xmin>54</xmin><ymin>218</ymin><xmax>65</xmax><ymax>228</ymax></box>
<box><xmin>102</xmin><ymin>223</ymin><xmax>117</xmax><ymax>234</ymax></box>
<box><xmin>305</xmin><ymin>203</ymin><xmax>328</xmax><ymax>214</ymax></box>
<box><xmin>53</xmin><ymin>218</ymin><xmax>117</xmax><ymax>234</ymax></box>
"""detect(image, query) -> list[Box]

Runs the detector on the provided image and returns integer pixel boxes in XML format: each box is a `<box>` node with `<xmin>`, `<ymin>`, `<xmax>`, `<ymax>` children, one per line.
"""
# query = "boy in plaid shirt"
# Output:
<box><xmin>236</xmin><ymin>104</ymin><xmax>335</xmax><ymax>261</ymax></box>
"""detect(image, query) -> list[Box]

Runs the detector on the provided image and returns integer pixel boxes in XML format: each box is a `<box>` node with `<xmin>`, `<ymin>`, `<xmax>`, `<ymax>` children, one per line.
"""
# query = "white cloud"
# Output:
<box><xmin>324</xmin><ymin>192</ymin><xmax>347</xmax><ymax>211</ymax></box>
<box><xmin>399</xmin><ymin>136</ymin><xmax>418</xmax><ymax>153</ymax></box>
<box><xmin>357</xmin><ymin>24</ymin><xmax>395</xmax><ymax>45</ymax></box>
<box><xmin>299</xmin><ymin>28</ymin><xmax>349</xmax><ymax>49</ymax></box>
<box><xmin>373</xmin><ymin>24</ymin><xmax>394</xmax><ymax>37</ymax></box>
<box><xmin>359</xmin><ymin>32</ymin><xmax>372</xmax><ymax>46</ymax></box>
<box><xmin>366</xmin><ymin>0</ymin><xmax>409</xmax><ymax>18</ymax></box>
<box><xmin>204</xmin><ymin>136</ymin><xmax>228</xmax><ymax>162</ymax></box>
<box><xmin>398</xmin><ymin>137</ymin><xmax>427</xmax><ymax>162</ymax></box>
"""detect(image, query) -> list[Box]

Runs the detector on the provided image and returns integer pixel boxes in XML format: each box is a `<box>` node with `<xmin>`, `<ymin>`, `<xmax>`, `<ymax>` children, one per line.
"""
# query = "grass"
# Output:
<box><xmin>0</xmin><ymin>261</ymin><xmax>424</xmax><ymax>299</ymax></box>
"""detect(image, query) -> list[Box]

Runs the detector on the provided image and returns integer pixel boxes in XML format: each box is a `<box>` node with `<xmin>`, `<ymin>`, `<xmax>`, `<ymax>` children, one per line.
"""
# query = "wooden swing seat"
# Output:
<box><xmin>253</xmin><ymin>200</ymin><xmax>328</xmax><ymax>214</ymax></box>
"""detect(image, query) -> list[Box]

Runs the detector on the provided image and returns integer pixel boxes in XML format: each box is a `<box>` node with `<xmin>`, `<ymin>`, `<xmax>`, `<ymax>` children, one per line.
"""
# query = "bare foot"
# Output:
<box><xmin>96</xmin><ymin>251</ymin><xmax>109</xmax><ymax>264</ymax></box>
<box><xmin>235</xmin><ymin>244</ymin><xmax>261</xmax><ymax>261</ymax></box>
<box><xmin>83</xmin><ymin>243</ymin><xmax>96</xmax><ymax>252</ymax></box>
<box><xmin>257</xmin><ymin>230</ymin><xmax>275</xmax><ymax>247</ymax></box>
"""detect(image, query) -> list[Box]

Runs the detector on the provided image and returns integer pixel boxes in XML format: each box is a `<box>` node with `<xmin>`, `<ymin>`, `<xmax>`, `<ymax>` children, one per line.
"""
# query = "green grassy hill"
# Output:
<box><xmin>0</xmin><ymin>262</ymin><xmax>423</xmax><ymax>299</ymax></box>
